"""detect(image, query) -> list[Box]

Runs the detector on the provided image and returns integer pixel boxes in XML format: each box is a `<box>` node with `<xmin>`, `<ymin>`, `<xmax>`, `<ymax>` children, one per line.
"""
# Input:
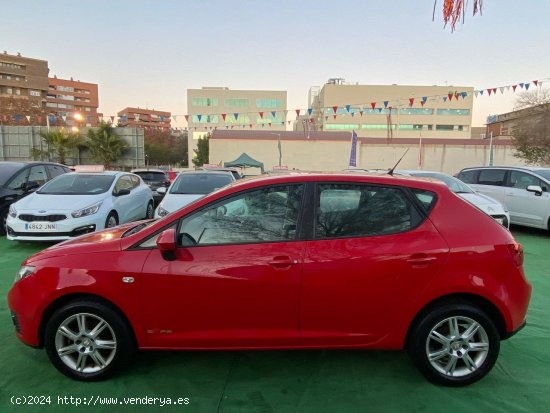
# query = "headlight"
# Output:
<box><xmin>14</xmin><ymin>265</ymin><xmax>35</xmax><ymax>284</ymax></box>
<box><xmin>71</xmin><ymin>202</ymin><xmax>102</xmax><ymax>218</ymax></box>
<box><xmin>157</xmin><ymin>206</ymin><xmax>169</xmax><ymax>217</ymax></box>
<box><xmin>9</xmin><ymin>204</ymin><xmax>17</xmax><ymax>218</ymax></box>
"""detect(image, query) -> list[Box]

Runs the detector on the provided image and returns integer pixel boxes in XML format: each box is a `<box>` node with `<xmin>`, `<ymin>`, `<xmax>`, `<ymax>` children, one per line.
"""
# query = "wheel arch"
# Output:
<box><xmin>405</xmin><ymin>293</ymin><xmax>507</xmax><ymax>350</ymax></box>
<box><xmin>38</xmin><ymin>293</ymin><xmax>137</xmax><ymax>349</ymax></box>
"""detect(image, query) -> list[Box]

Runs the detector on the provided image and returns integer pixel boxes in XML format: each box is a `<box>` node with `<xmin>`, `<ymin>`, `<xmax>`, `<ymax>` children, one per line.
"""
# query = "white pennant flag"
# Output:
<box><xmin>499</xmin><ymin>87</ymin><xmax>505</xmax><ymax>94</ymax></box>
<box><xmin>474</xmin><ymin>91</ymin><xmax>479</xmax><ymax>98</ymax></box>
<box><xmin>539</xmin><ymin>81</ymin><xmax>544</xmax><ymax>88</ymax></box>
<box><xmin>25</xmin><ymin>115</ymin><xmax>31</xmax><ymax>122</ymax></box>
<box><xmin>62</xmin><ymin>115</ymin><xmax>67</xmax><ymax>121</ymax></box>
<box><xmin>172</xmin><ymin>116</ymin><xmax>177</xmax><ymax>122</ymax></box>
<box><xmin>135</xmin><ymin>114</ymin><xmax>140</xmax><ymax>121</ymax></box>
<box><xmin>506</xmin><ymin>85</ymin><xmax>511</xmax><ymax>91</ymax></box>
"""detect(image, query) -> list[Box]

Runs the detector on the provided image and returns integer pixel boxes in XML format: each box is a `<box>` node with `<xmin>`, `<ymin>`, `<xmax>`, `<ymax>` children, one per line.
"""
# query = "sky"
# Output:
<box><xmin>2</xmin><ymin>0</ymin><xmax>550</xmax><ymax>128</ymax></box>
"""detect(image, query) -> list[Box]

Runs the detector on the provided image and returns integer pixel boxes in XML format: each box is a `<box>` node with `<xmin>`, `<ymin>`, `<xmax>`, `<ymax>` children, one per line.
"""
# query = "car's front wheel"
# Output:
<box><xmin>145</xmin><ymin>201</ymin><xmax>154</xmax><ymax>219</ymax></box>
<box><xmin>105</xmin><ymin>212</ymin><xmax>118</xmax><ymax>229</ymax></box>
<box><xmin>0</xmin><ymin>207</ymin><xmax>7</xmax><ymax>236</ymax></box>
<box><xmin>44</xmin><ymin>300</ymin><xmax>134</xmax><ymax>381</ymax></box>
<box><xmin>408</xmin><ymin>302</ymin><xmax>500</xmax><ymax>386</ymax></box>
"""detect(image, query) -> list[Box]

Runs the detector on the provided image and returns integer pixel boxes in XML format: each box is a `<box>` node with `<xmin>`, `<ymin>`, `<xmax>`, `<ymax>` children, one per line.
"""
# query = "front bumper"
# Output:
<box><xmin>6</xmin><ymin>214</ymin><xmax>105</xmax><ymax>241</ymax></box>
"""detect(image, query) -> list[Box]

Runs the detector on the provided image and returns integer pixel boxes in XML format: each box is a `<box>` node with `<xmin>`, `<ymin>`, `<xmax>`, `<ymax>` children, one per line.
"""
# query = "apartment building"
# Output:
<box><xmin>187</xmin><ymin>87</ymin><xmax>287</xmax><ymax>166</ymax></box>
<box><xmin>0</xmin><ymin>52</ymin><xmax>49</xmax><ymax>124</ymax></box>
<box><xmin>306</xmin><ymin>79</ymin><xmax>474</xmax><ymax>139</ymax></box>
<box><xmin>117</xmin><ymin>107</ymin><xmax>171</xmax><ymax>131</ymax></box>
<box><xmin>47</xmin><ymin>76</ymin><xmax>99</xmax><ymax>127</ymax></box>
<box><xmin>486</xmin><ymin>103</ymin><xmax>549</xmax><ymax>138</ymax></box>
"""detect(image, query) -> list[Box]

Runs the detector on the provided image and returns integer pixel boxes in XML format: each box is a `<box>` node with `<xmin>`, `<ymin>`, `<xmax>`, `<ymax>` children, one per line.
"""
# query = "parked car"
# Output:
<box><xmin>6</xmin><ymin>171</ymin><xmax>154</xmax><ymax>241</ymax></box>
<box><xmin>456</xmin><ymin>166</ymin><xmax>550</xmax><ymax>231</ymax></box>
<box><xmin>399</xmin><ymin>170</ymin><xmax>510</xmax><ymax>228</ymax></box>
<box><xmin>201</xmin><ymin>165</ymin><xmax>242</xmax><ymax>180</ymax></box>
<box><xmin>155</xmin><ymin>171</ymin><xmax>235</xmax><ymax>218</ymax></box>
<box><xmin>131</xmin><ymin>169</ymin><xmax>171</xmax><ymax>205</ymax></box>
<box><xmin>8</xmin><ymin>173</ymin><xmax>530</xmax><ymax>385</ymax></box>
<box><xmin>1</xmin><ymin>161</ymin><xmax>71</xmax><ymax>235</ymax></box>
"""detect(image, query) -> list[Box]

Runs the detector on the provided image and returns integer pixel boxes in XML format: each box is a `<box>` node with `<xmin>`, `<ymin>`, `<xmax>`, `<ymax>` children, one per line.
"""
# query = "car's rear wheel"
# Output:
<box><xmin>105</xmin><ymin>212</ymin><xmax>118</xmax><ymax>229</ymax></box>
<box><xmin>44</xmin><ymin>300</ymin><xmax>133</xmax><ymax>381</ymax></box>
<box><xmin>145</xmin><ymin>201</ymin><xmax>154</xmax><ymax>219</ymax></box>
<box><xmin>0</xmin><ymin>208</ymin><xmax>7</xmax><ymax>236</ymax></box>
<box><xmin>408</xmin><ymin>303</ymin><xmax>500</xmax><ymax>386</ymax></box>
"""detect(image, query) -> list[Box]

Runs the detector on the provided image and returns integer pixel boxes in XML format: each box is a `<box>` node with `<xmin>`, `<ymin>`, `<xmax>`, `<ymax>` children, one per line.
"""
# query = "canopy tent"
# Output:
<box><xmin>224</xmin><ymin>153</ymin><xmax>264</xmax><ymax>173</ymax></box>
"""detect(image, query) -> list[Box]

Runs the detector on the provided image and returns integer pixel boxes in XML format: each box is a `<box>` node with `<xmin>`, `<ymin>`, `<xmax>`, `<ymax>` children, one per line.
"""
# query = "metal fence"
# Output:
<box><xmin>0</xmin><ymin>126</ymin><xmax>145</xmax><ymax>169</ymax></box>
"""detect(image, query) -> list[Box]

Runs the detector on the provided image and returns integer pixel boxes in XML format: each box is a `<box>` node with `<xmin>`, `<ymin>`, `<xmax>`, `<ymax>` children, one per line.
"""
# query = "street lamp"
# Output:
<box><xmin>270</xmin><ymin>132</ymin><xmax>282</xmax><ymax>167</ymax></box>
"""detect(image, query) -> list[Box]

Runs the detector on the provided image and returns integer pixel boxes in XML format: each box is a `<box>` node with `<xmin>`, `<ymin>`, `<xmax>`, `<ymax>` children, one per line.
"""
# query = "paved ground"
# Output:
<box><xmin>1</xmin><ymin>227</ymin><xmax>549</xmax><ymax>413</ymax></box>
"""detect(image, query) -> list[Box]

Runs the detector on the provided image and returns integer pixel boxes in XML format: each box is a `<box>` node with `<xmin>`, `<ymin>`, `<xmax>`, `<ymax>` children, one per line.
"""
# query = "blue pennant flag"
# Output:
<box><xmin>519</xmin><ymin>83</ymin><xmax>524</xmax><ymax>89</ymax></box>
<box><xmin>443</xmin><ymin>97</ymin><xmax>448</xmax><ymax>102</ymax></box>
<box><xmin>307</xmin><ymin>108</ymin><xmax>312</xmax><ymax>116</ymax></box>
<box><xmin>422</xmin><ymin>96</ymin><xmax>428</xmax><ymax>104</ymax></box>
<box><xmin>15</xmin><ymin>114</ymin><xmax>22</xmax><ymax>122</ymax></box>
<box><xmin>160</xmin><ymin>115</ymin><xmax>165</xmax><ymax>121</ymax></box>
<box><xmin>480</xmin><ymin>90</ymin><xmax>484</xmax><ymax>96</ymax></box>
<box><xmin>345</xmin><ymin>104</ymin><xmax>351</xmax><ymax>113</ymax></box>
<box><xmin>383</xmin><ymin>101</ymin><xmax>389</xmax><ymax>108</ymax></box>
<box><xmin>525</xmin><ymin>83</ymin><xmax>530</xmax><ymax>90</ymax></box>
<box><xmin>271</xmin><ymin>111</ymin><xmax>276</xmax><ymax>118</ymax></box>
<box><xmin>122</xmin><ymin>115</ymin><xmax>127</xmax><ymax>122</ymax></box>
<box><xmin>49</xmin><ymin>115</ymin><xmax>56</xmax><ymax>124</ymax></box>
<box><xmin>234</xmin><ymin>113</ymin><xmax>239</xmax><ymax>120</ymax></box>
<box><xmin>197</xmin><ymin>114</ymin><xmax>202</xmax><ymax>122</ymax></box>
<box><xmin>461</xmin><ymin>92</ymin><xmax>467</xmax><ymax>98</ymax></box>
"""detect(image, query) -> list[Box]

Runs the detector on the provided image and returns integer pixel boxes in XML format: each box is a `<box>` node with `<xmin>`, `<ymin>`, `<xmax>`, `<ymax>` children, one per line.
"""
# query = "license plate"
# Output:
<box><xmin>24</xmin><ymin>222</ymin><xmax>57</xmax><ymax>231</ymax></box>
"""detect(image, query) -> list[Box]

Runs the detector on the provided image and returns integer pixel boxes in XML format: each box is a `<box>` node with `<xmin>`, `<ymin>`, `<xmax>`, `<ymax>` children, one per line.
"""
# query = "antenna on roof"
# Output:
<box><xmin>388</xmin><ymin>149</ymin><xmax>409</xmax><ymax>175</ymax></box>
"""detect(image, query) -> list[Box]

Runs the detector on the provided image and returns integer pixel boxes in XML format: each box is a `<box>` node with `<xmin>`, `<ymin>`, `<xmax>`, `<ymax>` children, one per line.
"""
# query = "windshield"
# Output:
<box><xmin>533</xmin><ymin>169</ymin><xmax>550</xmax><ymax>181</ymax></box>
<box><xmin>38</xmin><ymin>174</ymin><xmax>115</xmax><ymax>195</ymax></box>
<box><xmin>134</xmin><ymin>171</ymin><xmax>166</xmax><ymax>181</ymax></box>
<box><xmin>0</xmin><ymin>163</ymin><xmax>24</xmax><ymax>186</ymax></box>
<box><xmin>170</xmin><ymin>174</ymin><xmax>233</xmax><ymax>195</ymax></box>
<box><xmin>409</xmin><ymin>172</ymin><xmax>474</xmax><ymax>194</ymax></box>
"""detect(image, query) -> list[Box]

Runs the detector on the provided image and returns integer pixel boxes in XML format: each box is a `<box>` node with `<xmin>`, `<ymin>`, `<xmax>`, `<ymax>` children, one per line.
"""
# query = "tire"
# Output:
<box><xmin>407</xmin><ymin>303</ymin><xmax>500</xmax><ymax>386</ymax></box>
<box><xmin>44</xmin><ymin>300</ymin><xmax>134</xmax><ymax>381</ymax></box>
<box><xmin>145</xmin><ymin>201</ymin><xmax>154</xmax><ymax>219</ymax></box>
<box><xmin>105</xmin><ymin>212</ymin><xmax>118</xmax><ymax>229</ymax></box>
<box><xmin>0</xmin><ymin>208</ymin><xmax>7</xmax><ymax>236</ymax></box>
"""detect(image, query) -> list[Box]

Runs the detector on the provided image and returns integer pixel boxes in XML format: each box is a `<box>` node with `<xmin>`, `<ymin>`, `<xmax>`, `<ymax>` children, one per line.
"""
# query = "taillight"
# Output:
<box><xmin>507</xmin><ymin>242</ymin><xmax>524</xmax><ymax>267</ymax></box>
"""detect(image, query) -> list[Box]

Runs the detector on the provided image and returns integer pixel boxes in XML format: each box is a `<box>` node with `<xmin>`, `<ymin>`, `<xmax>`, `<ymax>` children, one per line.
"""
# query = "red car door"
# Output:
<box><xmin>300</xmin><ymin>183</ymin><xmax>449</xmax><ymax>347</ymax></box>
<box><xmin>140</xmin><ymin>184</ymin><xmax>306</xmax><ymax>348</ymax></box>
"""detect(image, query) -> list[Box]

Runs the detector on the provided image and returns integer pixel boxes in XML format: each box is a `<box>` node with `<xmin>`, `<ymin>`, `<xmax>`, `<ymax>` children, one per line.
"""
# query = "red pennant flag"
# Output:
<box><xmin>492</xmin><ymin>88</ymin><xmax>497</xmax><ymax>94</ymax></box>
<box><xmin>487</xmin><ymin>89</ymin><xmax>492</xmax><ymax>96</ymax></box>
<box><xmin>258</xmin><ymin>112</ymin><xmax>264</xmax><ymax>118</ymax></box>
<box><xmin>221</xmin><ymin>113</ymin><xmax>226</xmax><ymax>121</ymax></box>
<box><xmin>370</xmin><ymin>102</ymin><xmax>376</xmax><ymax>109</ymax></box>
<box><xmin>512</xmin><ymin>85</ymin><xmax>517</xmax><ymax>92</ymax></box>
<box><xmin>333</xmin><ymin>115</ymin><xmax>337</xmax><ymax>120</ymax></box>
<box><xmin>295</xmin><ymin>109</ymin><xmax>300</xmax><ymax>117</ymax></box>
<box><xmin>533</xmin><ymin>80</ymin><xmax>539</xmax><ymax>86</ymax></box>
<box><xmin>204</xmin><ymin>126</ymin><xmax>208</xmax><ymax>130</ymax></box>
<box><xmin>359</xmin><ymin>110</ymin><xmax>363</xmax><ymax>117</ymax></box>
<box><xmin>409</xmin><ymin>98</ymin><xmax>414</xmax><ymax>106</ymax></box>
<box><xmin>332</xmin><ymin>106</ymin><xmax>338</xmax><ymax>114</ymax></box>
<box><xmin>420</xmin><ymin>100</ymin><xmax>425</xmax><ymax>107</ymax></box>
<box><xmin>249</xmin><ymin>124</ymin><xmax>252</xmax><ymax>128</ymax></box>
<box><xmin>184</xmin><ymin>115</ymin><xmax>189</xmax><ymax>122</ymax></box>
<box><xmin>447</xmin><ymin>93</ymin><xmax>453</xmax><ymax>101</ymax></box>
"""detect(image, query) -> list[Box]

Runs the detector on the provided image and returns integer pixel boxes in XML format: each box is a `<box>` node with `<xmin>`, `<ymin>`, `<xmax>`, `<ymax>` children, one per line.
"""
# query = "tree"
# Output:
<box><xmin>143</xmin><ymin>129</ymin><xmax>188</xmax><ymax>166</ymax></box>
<box><xmin>511</xmin><ymin>89</ymin><xmax>550</xmax><ymax>166</ymax></box>
<box><xmin>192</xmin><ymin>133</ymin><xmax>210</xmax><ymax>167</ymax></box>
<box><xmin>32</xmin><ymin>128</ymin><xmax>84</xmax><ymax>164</ymax></box>
<box><xmin>86</xmin><ymin>122</ymin><xmax>128</xmax><ymax>168</ymax></box>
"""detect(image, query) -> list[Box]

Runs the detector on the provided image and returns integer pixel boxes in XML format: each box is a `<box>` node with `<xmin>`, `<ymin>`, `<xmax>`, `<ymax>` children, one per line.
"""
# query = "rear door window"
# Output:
<box><xmin>457</xmin><ymin>169</ymin><xmax>478</xmax><ymax>184</ymax></box>
<box><xmin>46</xmin><ymin>164</ymin><xmax>67</xmax><ymax>179</ymax></box>
<box><xmin>508</xmin><ymin>171</ymin><xmax>542</xmax><ymax>190</ymax></box>
<box><xmin>478</xmin><ymin>169</ymin><xmax>506</xmax><ymax>186</ymax></box>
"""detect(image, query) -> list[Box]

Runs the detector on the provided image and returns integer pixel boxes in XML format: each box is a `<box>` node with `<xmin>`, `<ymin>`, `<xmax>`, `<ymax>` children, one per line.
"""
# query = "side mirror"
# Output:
<box><xmin>156</xmin><ymin>228</ymin><xmax>177</xmax><ymax>260</ymax></box>
<box><xmin>156</xmin><ymin>186</ymin><xmax>167</xmax><ymax>195</ymax></box>
<box><xmin>526</xmin><ymin>185</ymin><xmax>543</xmax><ymax>196</ymax></box>
<box><xmin>115</xmin><ymin>188</ymin><xmax>131</xmax><ymax>197</ymax></box>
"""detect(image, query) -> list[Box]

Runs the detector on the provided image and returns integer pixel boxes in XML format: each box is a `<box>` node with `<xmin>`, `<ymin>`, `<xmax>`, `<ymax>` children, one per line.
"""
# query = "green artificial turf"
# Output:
<box><xmin>1</xmin><ymin>228</ymin><xmax>549</xmax><ymax>413</ymax></box>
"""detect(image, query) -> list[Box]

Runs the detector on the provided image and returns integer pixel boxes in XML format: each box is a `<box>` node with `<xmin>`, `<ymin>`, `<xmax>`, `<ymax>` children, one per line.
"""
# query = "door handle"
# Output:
<box><xmin>407</xmin><ymin>255</ymin><xmax>436</xmax><ymax>267</ymax></box>
<box><xmin>269</xmin><ymin>256</ymin><xmax>298</xmax><ymax>269</ymax></box>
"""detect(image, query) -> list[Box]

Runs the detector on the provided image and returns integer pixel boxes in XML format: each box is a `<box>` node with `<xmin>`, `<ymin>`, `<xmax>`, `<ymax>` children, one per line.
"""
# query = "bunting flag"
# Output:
<box><xmin>533</xmin><ymin>80</ymin><xmax>539</xmax><ymax>86</ymax></box>
<box><xmin>409</xmin><ymin>98</ymin><xmax>415</xmax><ymax>107</ymax></box>
<box><xmin>271</xmin><ymin>111</ymin><xmax>276</xmax><ymax>118</ymax></box>
<box><xmin>447</xmin><ymin>93</ymin><xmax>453</xmax><ymax>101</ymax></box>
<box><xmin>519</xmin><ymin>83</ymin><xmax>524</xmax><ymax>89</ymax></box>
<box><xmin>371</xmin><ymin>102</ymin><xmax>376</xmax><ymax>109</ymax></box>
<box><xmin>15</xmin><ymin>115</ymin><xmax>22</xmax><ymax>122</ymax></box>
<box><xmin>25</xmin><ymin>115</ymin><xmax>31</xmax><ymax>122</ymax></box>
<box><xmin>259</xmin><ymin>112</ymin><xmax>264</xmax><ymax>118</ymax></box>
<box><xmin>184</xmin><ymin>115</ymin><xmax>189</xmax><ymax>122</ymax></box>
<box><xmin>172</xmin><ymin>116</ymin><xmax>177</xmax><ymax>122</ymax></box>
<box><xmin>525</xmin><ymin>83</ymin><xmax>530</xmax><ymax>90</ymax></box>
<box><xmin>160</xmin><ymin>115</ymin><xmax>165</xmax><ymax>121</ymax></box>
<box><xmin>345</xmin><ymin>104</ymin><xmax>351</xmax><ymax>113</ymax></box>
<box><xmin>422</xmin><ymin>96</ymin><xmax>428</xmax><ymax>105</ymax></box>
<box><xmin>197</xmin><ymin>114</ymin><xmax>202</xmax><ymax>122</ymax></box>
<box><xmin>122</xmin><ymin>115</ymin><xmax>128</xmax><ymax>122</ymax></box>
<box><xmin>234</xmin><ymin>113</ymin><xmax>239</xmax><ymax>120</ymax></box>
<box><xmin>295</xmin><ymin>109</ymin><xmax>300</xmax><ymax>117</ymax></box>
<box><xmin>221</xmin><ymin>113</ymin><xmax>226</xmax><ymax>121</ymax></box>
<box><xmin>307</xmin><ymin>108</ymin><xmax>313</xmax><ymax>116</ymax></box>
<box><xmin>383</xmin><ymin>101</ymin><xmax>389</xmax><ymax>108</ymax></box>
<box><xmin>487</xmin><ymin>89</ymin><xmax>492</xmax><ymax>96</ymax></box>
<box><xmin>474</xmin><ymin>91</ymin><xmax>479</xmax><ymax>97</ymax></box>
<box><xmin>443</xmin><ymin>97</ymin><xmax>448</xmax><ymax>102</ymax></box>
<box><xmin>359</xmin><ymin>110</ymin><xmax>363</xmax><ymax>116</ymax></box>
<box><xmin>332</xmin><ymin>106</ymin><xmax>338</xmax><ymax>114</ymax></box>
<box><xmin>135</xmin><ymin>114</ymin><xmax>140</xmax><ymax>121</ymax></box>
<box><xmin>110</xmin><ymin>116</ymin><xmax>114</xmax><ymax>123</ymax></box>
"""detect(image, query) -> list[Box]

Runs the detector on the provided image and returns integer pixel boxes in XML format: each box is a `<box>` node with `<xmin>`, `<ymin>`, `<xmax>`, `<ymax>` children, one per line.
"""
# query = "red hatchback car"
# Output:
<box><xmin>8</xmin><ymin>173</ymin><xmax>531</xmax><ymax>385</ymax></box>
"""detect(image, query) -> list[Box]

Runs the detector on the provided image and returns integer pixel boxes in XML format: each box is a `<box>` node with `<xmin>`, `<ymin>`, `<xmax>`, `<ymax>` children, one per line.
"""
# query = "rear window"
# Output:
<box><xmin>134</xmin><ymin>171</ymin><xmax>166</xmax><ymax>181</ymax></box>
<box><xmin>457</xmin><ymin>169</ymin><xmax>478</xmax><ymax>184</ymax></box>
<box><xmin>170</xmin><ymin>174</ymin><xmax>233</xmax><ymax>195</ymax></box>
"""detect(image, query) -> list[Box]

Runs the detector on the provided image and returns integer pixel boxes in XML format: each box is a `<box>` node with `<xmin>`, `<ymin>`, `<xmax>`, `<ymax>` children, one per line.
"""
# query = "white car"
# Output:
<box><xmin>399</xmin><ymin>170</ymin><xmax>511</xmax><ymax>228</ymax></box>
<box><xmin>6</xmin><ymin>171</ymin><xmax>154</xmax><ymax>241</ymax></box>
<box><xmin>155</xmin><ymin>171</ymin><xmax>235</xmax><ymax>218</ymax></box>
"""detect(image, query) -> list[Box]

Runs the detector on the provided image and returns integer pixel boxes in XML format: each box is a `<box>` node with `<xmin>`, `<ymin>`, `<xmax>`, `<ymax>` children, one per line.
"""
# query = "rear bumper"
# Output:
<box><xmin>502</xmin><ymin>320</ymin><xmax>526</xmax><ymax>340</ymax></box>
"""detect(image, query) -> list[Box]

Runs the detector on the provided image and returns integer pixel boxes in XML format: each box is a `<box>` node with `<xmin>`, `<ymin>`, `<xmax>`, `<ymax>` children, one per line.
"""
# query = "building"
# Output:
<box><xmin>187</xmin><ymin>87</ymin><xmax>287</xmax><ymax>166</ymax></box>
<box><xmin>209</xmin><ymin>130</ymin><xmax>522</xmax><ymax>175</ymax></box>
<box><xmin>0</xmin><ymin>52</ymin><xmax>49</xmax><ymax>125</ymax></box>
<box><xmin>117</xmin><ymin>107</ymin><xmax>171</xmax><ymax>131</ymax></box>
<box><xmin>47</xmin><ymin>76</ymin><xmax>99</xmax><ymax>127</ymax></box>
<box><xmin>486</xmin><ymin>103</ymin><xmax>550</xmax><ymax>138</ymax></box>
<box><xmin>305</xmin><ymin>79</ymin><xmax>474</xmax><ymax>139</ymax></box>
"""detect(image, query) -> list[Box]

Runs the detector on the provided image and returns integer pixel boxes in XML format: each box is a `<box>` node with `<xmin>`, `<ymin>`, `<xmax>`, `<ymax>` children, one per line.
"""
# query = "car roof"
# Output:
<box><xmin>177</xmin><ymin>170</ymin><xmax>234</xmax><ymax>177</ymax></box>
<box><xmin>131</xmin><ymin>169</ymin><xmax>166</xmax><ymax>173</ymax></box>
<box><xmin>460</xmin><ymin>166</ymin><xmax>550</xmax><ymax>172</ymax></box>
<box><xmin>66</xmin><ymin>171</ymin><xmax>122</xmax><ymax>176</ymax></box>
<box><xmin>0</xmin><ymin>161</ymin><xmax>65</xmax><ymax>167</ymax></box>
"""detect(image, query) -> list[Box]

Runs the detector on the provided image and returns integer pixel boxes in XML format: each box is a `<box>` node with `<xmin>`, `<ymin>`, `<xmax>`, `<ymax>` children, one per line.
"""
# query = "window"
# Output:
<box><xmin>324</xmin><ymin>124</ymin><xmax>359</xmax><ymax>130</ymax></box>
<box><xmin>114</xmin><ymin>176</ymin><xmax>134</xmax><ymax>193</ymax></box>
<box><xmin>28</xmin><ymin>165</ymin><xmax>48</xmax><ymax>187</ymax></box>
<box><xmin>6</xmin><ymin>87</ymin><xmax>12</xmax><ymax>94</ymax></box>
<box><xmin>192</xmin><ymin>97</ymin><xmax>218</xmax><ymax>107</ymax></box>
<box><xmin>457</xmin><ymin>169</ymin><xmax>478</xmax><ymax>184</ymax></box>
<box><xmin>315</xmin><ymin>184</ymin><xmax>420</xmax><ymax>238</ymax></box>
<box><xmin>177</xmin><ymin>185</ymin><xmax>304</xmax><ymax>245</ymax></box>
<box><xmin>508</xmin><ymin>171</ymin><xmax>541</xmax><ymax>190</ymax></box>
<box><xmin>46</xmin><ymin>165</ymin><xmax>67</xmax><ymax>179</ymax></box>
<box><xmin>436</xmin><ymin>109</ymin><xmax>470</xmax><ymax>116</ymax></box>
<box><xmin>7</xmin><ymin>169</ymin><xmax>29</xmax><ymax>190</ymax></box>
<box><xmin>400</xmin><ymin>108</ymin><xmax>434</xmax><ymax>115</ymax></box>
<box><xmin>224</xmin><ymin>98</ymin><xmax>249</xmax><ymax>107</ymax></box>
<box><xmin>30</xmin><ymin>90</ymin><xmax>41</xmax><ymax>97</ymax></box>
<box><xmin>256</xmin><ymin>98</ymin><xmax>282</xmax><ymax>108</ymax></box>
<box><xmin>398</xmin><ymin>124</ymin><xmax>428</xmax><ymax>130</ymax></box>
<box><xmin>57</xmin><ymin>86</ymin><xmax>74</xmax><ymax>92</ymax></box>
<box><xmin>362</xmin><ymin>124</ymin><xmax>394</xmax><ymax>130</ymax></box>
<box><xmin>478</xmin><ymin>169</ymin><xmax>506</xmax><ymax>186</ymax></box>
<box><xmin>411</xmin><ymin>189</ymin><xmax>437</xmax><ymax>213</ymax></box>
<box><xmin>130</xmin><ymin>175</ymin><xmax>141</xmax><ymax>188</ymax></box>
<box><xmin>435</xmin><ymin>125</ymin><xmax>454</xmax><ymax>131</ymax></box>
<box><xmin>15</xmin><ymin>89</ymin><xmax>21</xmax><ymax>95</ymax></box>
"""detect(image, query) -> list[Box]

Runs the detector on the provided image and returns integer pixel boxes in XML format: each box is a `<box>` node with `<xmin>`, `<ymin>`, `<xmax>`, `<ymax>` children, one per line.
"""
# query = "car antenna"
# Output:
<box><xmin>387</xmin><ymin>148</ymin><xmax>409</xmax><ymax>175</ymax></box>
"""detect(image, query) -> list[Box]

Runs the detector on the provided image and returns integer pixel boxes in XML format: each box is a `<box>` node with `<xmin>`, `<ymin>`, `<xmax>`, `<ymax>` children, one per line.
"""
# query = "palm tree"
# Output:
<box><xmin>32</xmin><ymin>128</ymin><xmax>84</xmax><ymax>165</ymax></box>
<box><xmin>86</xmin><ymin>122</ymin><xmax>128</xmax><ymax>168</ymax></box>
